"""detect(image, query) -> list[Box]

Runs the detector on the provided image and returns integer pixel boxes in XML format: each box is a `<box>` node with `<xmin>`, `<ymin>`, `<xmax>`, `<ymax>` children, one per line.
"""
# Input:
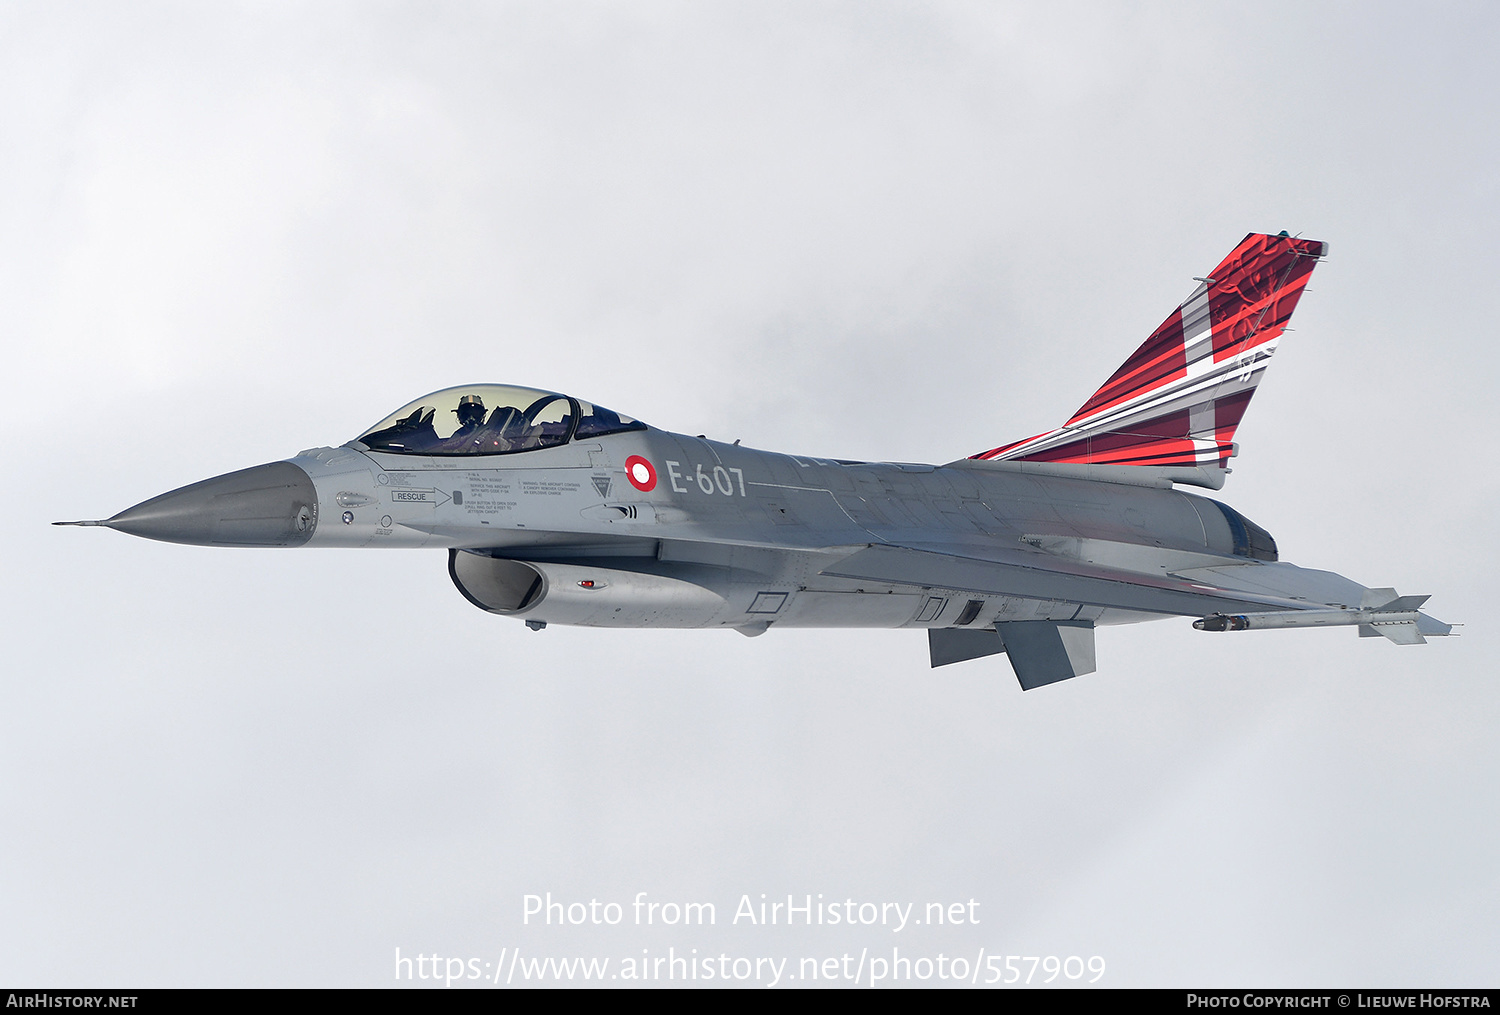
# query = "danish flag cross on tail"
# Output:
<box><xmin>973</xmin><ymin>232</ymin><xmax>1328</xmax><ymax>472</ymax></box>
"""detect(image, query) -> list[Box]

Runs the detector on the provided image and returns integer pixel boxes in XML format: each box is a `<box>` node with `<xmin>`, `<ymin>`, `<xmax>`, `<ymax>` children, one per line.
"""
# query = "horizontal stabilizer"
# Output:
<box><xmin>996</xmin><ymin>621</ymin><xmax>1096</xmax><ymax>690</ymax></box>
<box><xmin>1417</xmin><ymin>614</ymin><xmax>1453</xmax><ymax>637</ymax></box>
<box><xmin>1367</xmin><ymin>613</ymin><xmax>1456</xmax><ymax>643</ymax></box>
<box><xmin>928</xmin><ymin>628</ymin><xmax>1004</xmax><ymax>668</ymax></box>
<box><xmin>1367</xmin><ymin>594</ymin><xmax>1430</xmax><ymax>612</ymax></box>
<box><xmin>1364</xmin><ymin>622</ymin><xmax>1426</xmax><ymax>645</ymax></box>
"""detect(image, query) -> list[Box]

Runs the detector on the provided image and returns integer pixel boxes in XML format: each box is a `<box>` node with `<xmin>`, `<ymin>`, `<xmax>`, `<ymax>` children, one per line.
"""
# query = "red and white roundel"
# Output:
<box><xmin>624</xmin><ymin>455</ymin><xmax>657</xmax><ymax>492</ymax></box>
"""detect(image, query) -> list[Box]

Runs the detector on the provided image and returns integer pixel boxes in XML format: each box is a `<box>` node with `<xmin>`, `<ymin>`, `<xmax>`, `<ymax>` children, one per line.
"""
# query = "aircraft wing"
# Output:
<box><xmin>820</xmin><ymin>542</ymin><xmax>1451</xmax><ymax>688</ymax></box>
<box><xmin>819</xmin><ymin>542</ymin><xmax>1406</xmax><ymax>618</ymax></box>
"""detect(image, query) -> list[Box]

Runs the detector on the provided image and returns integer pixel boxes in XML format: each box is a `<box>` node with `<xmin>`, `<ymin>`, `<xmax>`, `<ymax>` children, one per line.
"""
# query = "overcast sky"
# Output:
<box><xmin>3</xmin><ymin>1</ymin><xmax>1497</xmax><ymax>988</ymax></box>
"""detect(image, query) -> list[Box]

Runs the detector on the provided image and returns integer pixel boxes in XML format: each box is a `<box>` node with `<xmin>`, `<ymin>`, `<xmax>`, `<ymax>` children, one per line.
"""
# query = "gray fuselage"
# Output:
<box><xmin>283</xmin><ymin>427</ymin><xmax>1265</xmax><ymax>634</ymax></box>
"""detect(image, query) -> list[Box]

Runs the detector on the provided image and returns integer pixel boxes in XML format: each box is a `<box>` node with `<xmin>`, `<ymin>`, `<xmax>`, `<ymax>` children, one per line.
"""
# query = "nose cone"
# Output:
<box><xmin>101</xmin><ymin>461</ymin><xmax>319</xmax><ymax>547</ymax></box>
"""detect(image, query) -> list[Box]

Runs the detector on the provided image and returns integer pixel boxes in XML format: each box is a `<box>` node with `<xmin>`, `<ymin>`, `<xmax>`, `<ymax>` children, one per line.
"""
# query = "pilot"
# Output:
<box><xmin>438</xmin><ymin>394</ymin><xmax>488</xmax><ymax>452</ymax></box>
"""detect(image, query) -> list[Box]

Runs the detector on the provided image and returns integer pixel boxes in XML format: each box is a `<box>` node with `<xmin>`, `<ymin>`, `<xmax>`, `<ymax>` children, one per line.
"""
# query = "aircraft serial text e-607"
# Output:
<box><xmin>61</xmin><ymin>232</ymin><xmax>1452</xmax><ymax>689</ymax></box>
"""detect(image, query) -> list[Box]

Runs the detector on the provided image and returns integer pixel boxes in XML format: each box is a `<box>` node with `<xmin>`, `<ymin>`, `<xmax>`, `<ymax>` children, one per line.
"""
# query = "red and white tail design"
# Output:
<box><xmin>973</xmin><ymin>232</ymin><xmax>1327</xmax><ymax>475</ymax></box>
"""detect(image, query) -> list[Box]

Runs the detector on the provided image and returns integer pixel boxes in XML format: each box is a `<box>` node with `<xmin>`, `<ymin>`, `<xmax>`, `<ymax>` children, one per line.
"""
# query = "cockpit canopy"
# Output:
<box><xmin>355</xmin><ymin>384</ymin><xmax>646</xmax><ymax>456</ymax></box>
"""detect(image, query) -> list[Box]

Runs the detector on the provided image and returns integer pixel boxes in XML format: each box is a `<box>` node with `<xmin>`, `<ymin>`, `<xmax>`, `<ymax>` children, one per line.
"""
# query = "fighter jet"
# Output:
<box><xmin>58</xmin><ymin>232</ymin><xmax>1452</xmax><ymax>689</ymax></box>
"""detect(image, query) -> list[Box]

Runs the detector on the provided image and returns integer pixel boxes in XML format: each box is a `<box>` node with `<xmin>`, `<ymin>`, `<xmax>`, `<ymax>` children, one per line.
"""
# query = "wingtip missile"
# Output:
<box><xmin>1195</xmin><ymin>602</ymin><xmax>1451</xmax><ymax>645</ymax></box>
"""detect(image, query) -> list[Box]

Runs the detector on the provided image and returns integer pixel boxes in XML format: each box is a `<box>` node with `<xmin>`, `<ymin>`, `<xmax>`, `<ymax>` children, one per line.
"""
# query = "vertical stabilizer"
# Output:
<box><xmin>973</xmin><ymin>232</ymin><xmax>1327</xmax><ymax>478</ymax></box>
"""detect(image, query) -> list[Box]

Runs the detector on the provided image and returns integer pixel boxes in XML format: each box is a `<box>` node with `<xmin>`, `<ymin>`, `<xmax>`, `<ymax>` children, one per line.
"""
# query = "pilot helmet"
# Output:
<box><xmin>453</xmin><ymin>394</ymin><xmax>487</xmax><ymax>425</ymax></box>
